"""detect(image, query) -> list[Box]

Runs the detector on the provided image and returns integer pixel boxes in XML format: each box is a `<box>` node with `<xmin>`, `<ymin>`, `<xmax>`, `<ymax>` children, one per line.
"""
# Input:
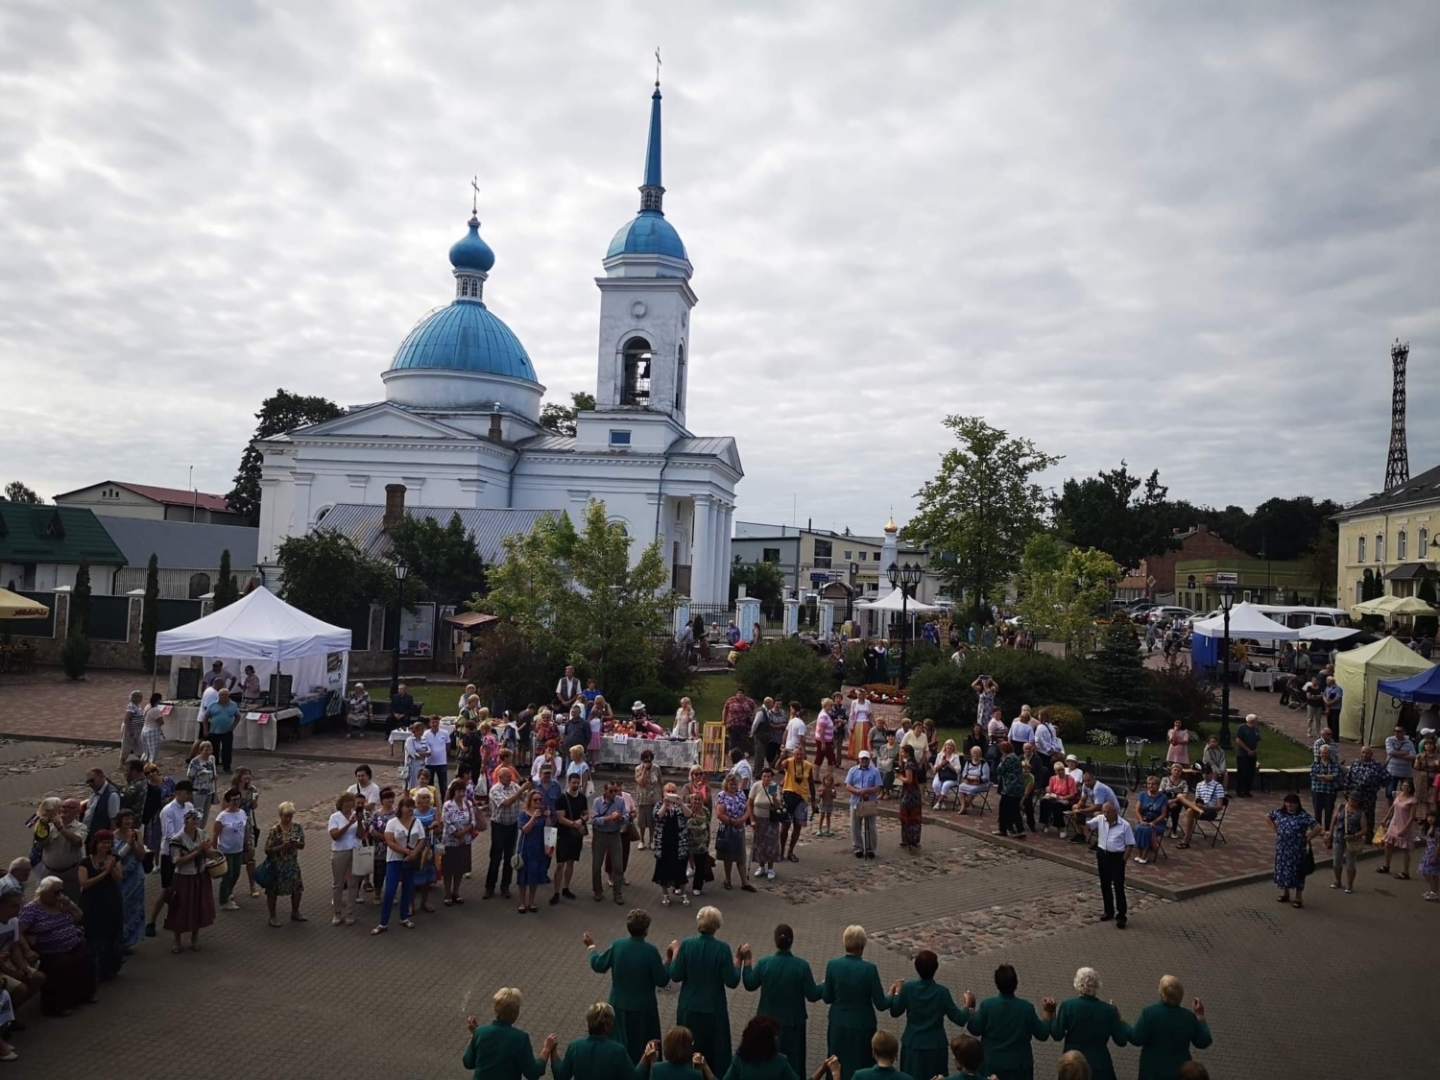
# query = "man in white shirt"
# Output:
<box><xmin>1069</xmin><ymin>771</ymin><xmax>1119</xmax><ymax>843</ymax></box>
<box><xmin>783</xmin><ymin>705</ymin><xmax>809</xmax><ymax>753</ymax></box>
<box><xmin>197</xmin><ymin>682</ymin><xmax>220</xmax><ymax>744</ymax></box>
<box><xmin>1033</xmin><ymin>715</ymin><xmax>1064</xmax><ymax>760</ymax></box>
<box><xmin>1008</xmin><ymin>709</ymin><xmax>1035</xmax><ymax>750</ymax></box>
<box><xmin>1086</xmin><ymin>801</ymin><xmax>1136</xmax><ymax>928</ymax></box>
<box><xmin>728</xmin><ymin>748</ymin><xmax>753</xmax><ymax>793</ymax></box>
<box><xmin>204</xmin><ymin>660</ymin><xmax>236</xmax><ymax>692</ymax></box>
<box><xmin>555</xmin><ymin>665</ymin><xmax>581</xmax><ymax>713</ymax></box>
<box><xmin>1177</xmin><ymin>765</ymin><xmax>1226</xmax><ymax>848</ymax></box>
<box><xmin>422</xmin><ymin>716</ymin><xmax>450</xmax><ymax>792</ymax></box>
<box><xmin>146</xmin><ymin>781</ymin><xmax>194</xmax><ymax>936</ymax></box>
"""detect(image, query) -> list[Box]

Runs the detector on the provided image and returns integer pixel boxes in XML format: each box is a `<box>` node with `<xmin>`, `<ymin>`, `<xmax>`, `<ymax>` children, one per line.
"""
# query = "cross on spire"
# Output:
<box><xmin>655</xmin><ymin>46</ymin><xmax>661</xmax><ymax>88</ymax></box>
<box><xmin>470</xmin><ymin>175</ymin><xmax>480</xmax><ymax>217</ymax></box>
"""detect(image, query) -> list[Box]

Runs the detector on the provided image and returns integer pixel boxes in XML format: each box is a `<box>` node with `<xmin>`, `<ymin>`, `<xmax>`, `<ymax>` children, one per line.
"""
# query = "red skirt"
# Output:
<box><xmin>165</xmin><ymin>872</ymin><xmax>216</xmax><ymax>934</ymax></box>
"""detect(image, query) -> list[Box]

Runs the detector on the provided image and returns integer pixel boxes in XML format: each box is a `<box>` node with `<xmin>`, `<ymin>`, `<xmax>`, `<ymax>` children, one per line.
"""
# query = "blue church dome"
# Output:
<box><xmin>607</xmin><ymin>209</ymin><xmax>687</xmax><ymax>260</ymax></box>
<box><xmin>389</xmin><ymin>302</ymin><xmax>536</xmax><ymax>382</ymax></box>
<box><xmin>449</xmin><ymin>215</ymin><xmax>495</xmax><ymax>272</ymax></box>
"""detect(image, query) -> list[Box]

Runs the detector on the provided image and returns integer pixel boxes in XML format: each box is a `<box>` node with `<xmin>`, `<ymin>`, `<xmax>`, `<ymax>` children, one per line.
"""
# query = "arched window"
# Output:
<box><xmin>621</xmin><ymin>337</ymin><xmax>652</xmax><ymax>407</ymax></box>
<box><xmin>1420</xmin><ymin>527</ymin><xmax>1430</xmax><ymax>554</ymax></box>
<box><xmin>188</xmin><ymin>573</ymin><xmax>211</xmax><ymax>599</ymax></box>
<box><xmin>675</xmin><ymin>342</ymin><xmax>686</xmax><ymax>410</ymax></box>
<box><xmin>1358</xmin><ymin>535</ymin><xmax>1366</xmax><ymax>563</ymax></box>
<box><xmin>1398</xmin><ymin>530</ymin><xmax>1407</xmax><ymax>560</ymax></box>
<box><xmin>1375</xmin><ymin>534</ymin><xmax>1385</xmax><ymax>563</ymax></box>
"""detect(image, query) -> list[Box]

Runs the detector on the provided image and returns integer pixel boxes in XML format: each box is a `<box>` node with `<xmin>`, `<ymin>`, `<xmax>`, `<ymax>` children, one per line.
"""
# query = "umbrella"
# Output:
<box><xmin>0</xmin><ymin>588</ymin><xmax>49</xmax><ymax>620</ymax></box>
<box><xmin>1351</xmin><ymin>594</ymin><xmax>1438</xmax><ymax>617</ymax></box>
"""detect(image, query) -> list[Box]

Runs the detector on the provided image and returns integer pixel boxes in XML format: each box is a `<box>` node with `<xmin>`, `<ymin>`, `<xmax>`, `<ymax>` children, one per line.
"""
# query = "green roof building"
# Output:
<box><xmin>0</xmin><ymin>503</ymin><xmax>127</xmax><ymax>593</ymax></box>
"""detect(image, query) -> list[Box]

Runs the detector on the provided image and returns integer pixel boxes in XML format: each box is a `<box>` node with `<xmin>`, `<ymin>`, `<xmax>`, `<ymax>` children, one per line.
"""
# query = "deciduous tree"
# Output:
<box><xmin>1015</xmin><ymin>538</ymin><xmax>1117</xmax><ymax>656</ymax></box>
<box><xmin>906</xmin><ymin>415</ymin><xmax>1060</xmax><ymax>619</ymax></box>
<box><xmin>388</xmin><ymin>513</ymin><xmax>488</xmax><ymax>608</ymax></box>
<box><xmin>227</xmin><ymin>390</ymin><xmax>344</xmax><ymax>523</ymax></box>
<box><xmin>275</xmin><ymin>530</ymin><xmax>388</xmax><ymax>630</ymax></box>
<box><xmin>538</xmin><ymin>391</ymin><xmax>596</xmax><ymax>437</ymax></box>
<box><xmin>2</xmin><ymin>481</ymin><xmax>42</xmax><ymax>504</ymax></box>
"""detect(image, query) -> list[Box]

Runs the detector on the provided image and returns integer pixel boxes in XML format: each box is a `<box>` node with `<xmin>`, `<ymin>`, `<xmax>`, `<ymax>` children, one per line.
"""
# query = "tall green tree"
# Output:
<box><xmin>1015</xmin><ymin>538</ymin><xmax>1117</xmax><ymax>655</ymax></box>
<box><xmin>1053</xmin><ymin>463</ymin><xmax>1177</xmax><ymax>569</ymax></box>
<box><xmin>227</xmin><ymin>390</ymin><xmax>344</xmax><ymax>523</ymax></box>
<box><xmin>3</xmin><ymin>481</ymin><xmax>42</xmax><ymax>504</ymax></box>
<box><xmin>483</xmin><ymin>500</ymin><xmax>669</xmax><ymax>697</ymax></box>
<box><xmin>906</xmin><ymin>415</ymin><xmax>1060</xmax><ymax>618</ymax></box>
<box><xmin>729</xmin><ymin>557</ymin><xmax>785</xmax><ymax>620</ymax></box>
<box><xmin>140</xmin><ymin>553</ymin><xmax>160</xmax><ymax>671</ymax></box>
<box><xmin>276</xmin><ymin>530</ymin><xmax>389</xmax><ymax>629</ymax></box>
<box><xmin>213</xmin><ymin>549</ymin><xmax>239</xmax><ymax>608</ymax></box>
<box><xmin>538</xmin><ymin>391</ymin><xmax>597</xmax><ymax>437</ymax></box>
<box><xmin>1088</xmin><ymin>618</ymin><xmax>1155</xmax><ymax>724</ymax></box>
<box><xmin>388</xmin><ymin>513</ymin><xmax>488</xmax><ymax>607</ymax></box>
<box><xmin>1302</xmin><ymin>525</ymin><xmax>1340</xmax><ymax>604</ymax></box>
<box><xmin>71</xmin><ymin>556</ymin><xmax>92</xmax><ymax>637</ymax></box>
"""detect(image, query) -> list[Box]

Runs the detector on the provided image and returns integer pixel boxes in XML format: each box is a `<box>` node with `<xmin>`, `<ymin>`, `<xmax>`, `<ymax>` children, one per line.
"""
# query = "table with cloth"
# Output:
<box><xmin>164</xmin><ymin>704</ymin><xmax>282</xmax><ymax>751</ymax></box>
<box><xmin>1243</xmin><ymin>669</ymin><xmax>1277</xmax><ymax>691</ymax></box>
<box><xmin>599</xmin><ymin>736</ymin><xmax>700</xmax><ymax>771</ymax></box>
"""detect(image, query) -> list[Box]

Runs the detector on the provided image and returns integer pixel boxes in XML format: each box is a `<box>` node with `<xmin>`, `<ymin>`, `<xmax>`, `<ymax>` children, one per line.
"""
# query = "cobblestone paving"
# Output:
<box><xmin>0</xmin><ymin>738</ymin><xmax>1430</xmax><ymax>1079</ymax></box>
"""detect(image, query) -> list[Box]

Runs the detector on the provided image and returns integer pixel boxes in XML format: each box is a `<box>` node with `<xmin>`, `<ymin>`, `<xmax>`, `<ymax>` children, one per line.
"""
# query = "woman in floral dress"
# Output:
<box><xmin>412</xmin><ymin>788</ymin><xmax>441</xmax><ymax>913</ymax></box>
<box><xmin>896</xmin><ymin>745</ymin><xmax>923</xmax><ymax>853</ymax></box>
<box><xmin>747</xmin><ymin>767</ymin><xmax>782</xmax><ymax>881</ymax></box>
<box><xmin>234</xmin><ymin>767</ymin><xmax>262</xmax><ymax>898</ymax></box>
<box><xmin>112</xmin><ymin>809</ymin><xmax>147</xmax><ymax>951</ymax></box>
<box><xmin>186</xmin><ymin>742</ymin><xmax>218</xmax><ymax>824</ymax></box>
<box><xmin>263</xmin><ymin>801</ymin><xmax>306</xmax><ymax>926</ymax></box>
<box><xmin>972</xmin><ymin>675</ymin><xmax>998</xmax><ymax>728</ymax></box>
<box><xmin>714</xmin><ymin>774</ymin><xmax>752</xmax><ymax>892</ymax></box>
<box><xmin>1267</xmin><ymin>792</ymin><xmax>1322</xmax><ymax>908</ymax></box>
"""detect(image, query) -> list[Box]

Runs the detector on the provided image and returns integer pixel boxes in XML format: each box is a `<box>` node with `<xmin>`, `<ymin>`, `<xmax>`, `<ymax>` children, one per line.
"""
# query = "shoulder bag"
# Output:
<box><xmin>350</xmin><ymin>842</ymin><xmax>375</xmax><ymax>878</ymax></box>
<box><xmin>854</xmin><ymin>797</ymin><xmax>879</xmax><ymax>819</ymax></box>
<box><xmin>253</xmin><ymin>856</ymin><xmax>277</xmax><ymax>891</ymax></box>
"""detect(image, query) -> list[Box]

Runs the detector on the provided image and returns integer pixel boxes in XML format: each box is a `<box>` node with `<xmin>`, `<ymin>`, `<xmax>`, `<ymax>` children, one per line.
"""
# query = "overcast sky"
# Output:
<box><xmin>2</xmin><ymin>1</ymin><xmax>1436</xmax><ymax>536</ymax></box>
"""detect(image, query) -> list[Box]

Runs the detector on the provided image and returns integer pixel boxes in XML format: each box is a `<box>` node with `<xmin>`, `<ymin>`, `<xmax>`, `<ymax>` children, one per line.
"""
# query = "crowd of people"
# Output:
<box><xmin>463</xmin><ymin>910</ymin><xmax>1212</xmax><ymax>1080</ymax></box>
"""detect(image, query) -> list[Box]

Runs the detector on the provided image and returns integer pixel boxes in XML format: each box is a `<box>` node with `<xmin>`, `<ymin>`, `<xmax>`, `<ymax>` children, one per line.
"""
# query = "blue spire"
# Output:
<box><xmin>639</xmin><ymin>82</ymin><xmax>665</xmax><ymax>213</ymax></box>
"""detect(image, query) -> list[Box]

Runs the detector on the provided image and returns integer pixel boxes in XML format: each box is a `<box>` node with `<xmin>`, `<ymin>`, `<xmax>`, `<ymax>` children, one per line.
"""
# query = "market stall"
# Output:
<box><xmin>155</xmin><ymin>587</ymin><xmax>352</xmax><ymax>751</ymax></box>
<box><xmin>599</xmin><ymin>736</ymin><xmax>700</xmax><ymax>771</ymax></box>
<box><xmin>1334</xmin><ymin>637</ymin><xmax>1434</xmax><ymax>745</ymax></box>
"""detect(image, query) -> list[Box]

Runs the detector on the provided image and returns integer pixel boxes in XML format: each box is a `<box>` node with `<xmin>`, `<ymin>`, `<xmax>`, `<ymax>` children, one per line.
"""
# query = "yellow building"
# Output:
<box><xmin>1333</xmin><ymin>463</ymin><xmax>1440</xmax><ymax>606</ymax></box>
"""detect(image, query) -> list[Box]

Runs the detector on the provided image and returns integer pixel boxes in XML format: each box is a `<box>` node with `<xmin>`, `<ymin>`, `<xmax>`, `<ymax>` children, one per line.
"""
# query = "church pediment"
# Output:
<box><xmin>291</xmin><ymin>404</ymin><xmax>478</xmax><ymax>442</ymax></box>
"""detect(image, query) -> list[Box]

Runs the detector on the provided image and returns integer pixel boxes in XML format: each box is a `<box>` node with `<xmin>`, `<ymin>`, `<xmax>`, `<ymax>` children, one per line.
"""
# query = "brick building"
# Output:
<box><xmin>1115</xmin><ymin>525</ymin><xmax>1253</xmax><ymax>603</ymax></box>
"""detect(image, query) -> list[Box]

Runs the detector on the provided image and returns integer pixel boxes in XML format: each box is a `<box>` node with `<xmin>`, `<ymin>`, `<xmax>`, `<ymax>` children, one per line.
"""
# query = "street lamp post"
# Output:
<box><xmin>390</xmin><ymin>561</ymin><xmax>409</xmax><ymax>698</ymax></box>
<box><xmin>888</xmin><ymin>561</ymin><xmax>923</xmax><ymax>688</ymax></box>
<box><xmin>1219</xmin><ymin>583</ymin><xmax>1234</xmax><ymax>750</ymax></box>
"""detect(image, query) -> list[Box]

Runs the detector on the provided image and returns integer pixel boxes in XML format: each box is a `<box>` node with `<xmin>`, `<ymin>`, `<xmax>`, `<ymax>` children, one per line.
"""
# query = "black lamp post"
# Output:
<box><xmin>1218</xmin><ymin>583</ymin><xmax>1234</xmax><ymax>750</ymax></box>
<box><xmin>888</xmin><ymin>560</ymin><xmax>923</xmax><ymax>688</ymax></box>
<box><xmin>390</xmin><ymin>561</ymin><xmax>409</xmax><ymax>698</ymax></box>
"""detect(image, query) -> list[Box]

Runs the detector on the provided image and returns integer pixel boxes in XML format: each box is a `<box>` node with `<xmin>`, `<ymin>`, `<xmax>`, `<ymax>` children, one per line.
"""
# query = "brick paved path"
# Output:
<box><xmin>0</xmin><ymin>736</ymin><xmax>1432</xmax><ymax>1078</ymax></box>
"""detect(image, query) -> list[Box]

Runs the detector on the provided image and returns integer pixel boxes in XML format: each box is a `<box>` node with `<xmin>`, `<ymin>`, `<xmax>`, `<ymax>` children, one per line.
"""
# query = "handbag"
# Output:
<box><xmin>1300</xmin><ymin>843</ymin><xmax>1316</xmax><ymax>877</ymax></box>
<box><xmin>854</xmin><ymin>799</ymin><xmax>879</xmax><ymax>819</ymax></box>
<box><xmin>624</xmin><ymin>821</ymin><xmax>642</xmax><ymax>842</ymax></box>
<box><xmin>350</xmin><ymin>844</ymin><xmax>375</xmax><ymax>878</ymax></box>
<box><xmin>253</xmin><ymin>857</ymin><xmax>277</xmax><ymax>891</ymax></box>
<box><xmin>1372</xmin><ymin>825</ymin><xmax>1388</xmax><ymax>847</ymax></box>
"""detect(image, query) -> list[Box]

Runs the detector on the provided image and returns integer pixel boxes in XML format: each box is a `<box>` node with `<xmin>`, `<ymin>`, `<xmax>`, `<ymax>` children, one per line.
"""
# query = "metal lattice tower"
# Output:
<box><xmin>1385</xmin><ymin>338</ymin><xmax>1410</xmax><ymax>491</ymax></box>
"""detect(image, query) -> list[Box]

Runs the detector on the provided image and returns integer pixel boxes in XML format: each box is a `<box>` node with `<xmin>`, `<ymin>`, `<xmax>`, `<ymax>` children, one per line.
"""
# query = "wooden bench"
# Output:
<box><xmin>1258</xmin><ymin>766</ymin><xmax>1310</xmax><ymax>793</ymax></box>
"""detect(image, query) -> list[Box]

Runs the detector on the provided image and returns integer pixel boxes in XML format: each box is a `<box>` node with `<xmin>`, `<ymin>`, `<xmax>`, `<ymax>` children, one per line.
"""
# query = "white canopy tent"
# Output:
<box><xmin>157</xmin><ymin>587</ymin><xmax>352</xmax><ymax>751</ymax></box>
<box><xmin>853</xmin><ymin>589</ymin><xmax>940</xmax><ymax>641</ymax></box>
<box><xmin>1293</xmin><ymin>624</ymin><xmax>1363</xmax><ymax>643</ymax></box>
<box><xmin>1191</xmin><ymin>602</ymin><xmax>1300</xmax><ymax>642</ymax></box>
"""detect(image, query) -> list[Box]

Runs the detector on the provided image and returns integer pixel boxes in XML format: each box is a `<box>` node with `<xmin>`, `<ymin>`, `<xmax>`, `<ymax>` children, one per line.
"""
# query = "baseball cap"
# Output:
<box><xmin>858</xmin><ymin>749</ymin><xmax>871</xmax><ymax>759</ymax></box>
<box><xmin>1064</xmin><ymin>754</ymin><xmax>1077</xmax><ymax>763</ymax></box>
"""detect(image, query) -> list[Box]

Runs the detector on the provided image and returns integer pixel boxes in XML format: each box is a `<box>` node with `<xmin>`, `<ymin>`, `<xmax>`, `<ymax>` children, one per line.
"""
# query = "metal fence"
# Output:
<box><xmin>88</xmin><ymin>595</ymin><xmax>131</xmax><ymax>642</ymax></box>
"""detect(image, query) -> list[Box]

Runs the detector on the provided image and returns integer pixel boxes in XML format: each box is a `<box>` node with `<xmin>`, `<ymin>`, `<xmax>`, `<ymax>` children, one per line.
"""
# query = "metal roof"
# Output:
<box><xmin>316</xmin><ymin>505</ymin><xmax>552</xmax><ymax>564</ymax></box>
<box><xmin>388</xmin><ymin>302</ymin><xmax>537</xmax><ymax>382</ymax></box>
<box><xmin>1335</xmin><ymin>463</ymin><xmax>1440</xmax><ymax>519</ymax></box>
<box><xmin>96</xmin><ymin>516</ymin><xmax>258</xmax><ymax>571</ymax></box>
<box><xmin>54</xmin><ymin>481</ymin><xmax>231</xmax><ymax>513</ymax></box>
<box><xmin>0</xmin><ymin>504</ymin><xmax>127</xmax><ymax>566</ymax></box>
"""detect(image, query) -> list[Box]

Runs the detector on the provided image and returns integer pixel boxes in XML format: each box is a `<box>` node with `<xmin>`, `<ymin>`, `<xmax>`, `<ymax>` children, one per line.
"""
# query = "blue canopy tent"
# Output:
<box><xmin>1377</xmin><ymin>665</ymin><xmax>1440</xmax><ymax>705</ymax></box>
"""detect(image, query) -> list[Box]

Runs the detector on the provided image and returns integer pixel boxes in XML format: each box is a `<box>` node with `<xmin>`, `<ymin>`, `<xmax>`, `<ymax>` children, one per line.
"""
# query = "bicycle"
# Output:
<box><xmin>1123</xmin><ymin>737</ymin><xmax>1149</xmax><ymax>791</ymax></box>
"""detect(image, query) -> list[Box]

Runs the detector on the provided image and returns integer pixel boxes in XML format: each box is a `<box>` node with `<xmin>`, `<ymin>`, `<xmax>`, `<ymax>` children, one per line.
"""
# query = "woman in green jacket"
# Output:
<box><xmin>821</xmin><ymin>924</ymin><xmax>893</xmax><ymax>1080</ymax></box>
<box><xmin>667</xmin><ymin>906</ymin><xmax>742</xmax><ymax>1076</ymax></box>
<box><xmin>554</xmin><ymin>1003</ymin><xmax>641</xmax><ymax>1080</ymax></box>
<box><xmin>586</xmin><ymin>908</ymin><xmax>672</xmax><ymax>1062</ymax></box>
<box><xmin>722</xmin><ymin>1015</ymin><xmax>841</xmax><ymax>1080</ymax></box>
<box><xmin>1124</xmin><ymin>976</ymin><xmax>1211</xmax><ymax>1080</ymax></box>
<box><xmin>463</xmin><ymin>987</ymin><xmax>557</xmax><ymax>1080</ymax></box>
<box><xmin>887</xmin><ymin>950</ymin><xmax>975</xmax><ymax>1080</ymax></box>
<box><xmin>965</xmin><ymin>964</ymin><xmax>1054</xmax><ymax>1080</ymax></box>
<box><xmin>639</xmin><ymin>1026</ymin><xmax>716</xmax><ymax>1080</ymax></box>
<box><xmin>937</xmin><ymin>1034</ymin><xmax>986</xmax><ymax>1080</ymax></box>
<box><xmin>739</xmin><ymin>924</ymin><xmax>823</xmax><ymax>1074</ymax></box>
<box><xmin>1049</xmin><ymin>967</ymin><xmax>1127</xmax><ymax>1080</ymax></box>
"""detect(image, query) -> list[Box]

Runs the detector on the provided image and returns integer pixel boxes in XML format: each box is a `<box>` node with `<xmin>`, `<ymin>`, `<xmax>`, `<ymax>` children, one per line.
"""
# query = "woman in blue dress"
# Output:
<box><xmin>1267</xmin><ymin>792</ymin><xmax>1323</xmax><ymax>908</ymax></box>
<box><xmin>1131</xmin><ymin>776</ymin><xmax>1168</xmax><ymax>865</ymax></box>
<box><xmin>515</xmin><ymin>788</ymin><xmax>552</xmax><ymax>914</ymax></box>
<box><xmin>412</xmin><ymin>788</ymin><xmax>440</xmax><ymax>914</ymax></box>
<box><xmin>112</xmin><ymin>809</ymin><xmax>148</xmax><ymax>951</ymax></box>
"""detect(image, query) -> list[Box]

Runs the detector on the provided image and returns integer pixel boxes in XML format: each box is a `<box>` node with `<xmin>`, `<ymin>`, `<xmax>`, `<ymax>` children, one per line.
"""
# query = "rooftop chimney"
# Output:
<box><xmin>383</xmin><ymin>484</ymin><xmax>406</xmax><ymax>533</ymax></box>
<box><xmin>488</xmin><ymin>411</ymin><xmax>503</xmax><ymax>442</ymax></box>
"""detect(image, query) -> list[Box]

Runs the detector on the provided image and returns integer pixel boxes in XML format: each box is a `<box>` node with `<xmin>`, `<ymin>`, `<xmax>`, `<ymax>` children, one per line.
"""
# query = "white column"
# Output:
<box><xmin>719</xmin><ymin>504</ymin><xmax>734</xmax><ymax>605</ymax></box>
<box><xmin>691</xmin><ymin>497</ymin><xmax>713</xmax><ymax>603</ymax></box>
<box><xmin>711</xmin><ymin>502</ymin><xmax>727</xmax><ymax>605</ymax></box>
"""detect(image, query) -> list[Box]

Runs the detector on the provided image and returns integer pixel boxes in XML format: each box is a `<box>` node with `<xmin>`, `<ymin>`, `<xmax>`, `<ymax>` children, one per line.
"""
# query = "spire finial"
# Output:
<box><xmin>639</xmin><ymin>64</ymin><xmax>665</xmax><ymax>213</ymax></box>
<box><xmin>470</xmin><ymin>175</ymin><xmax>480</xmax><ymax>218</ymax></box>
<box><xmin>655</xmin><ymin>46</ymin><xmax>662</xmax><ymax>88</ymax></box>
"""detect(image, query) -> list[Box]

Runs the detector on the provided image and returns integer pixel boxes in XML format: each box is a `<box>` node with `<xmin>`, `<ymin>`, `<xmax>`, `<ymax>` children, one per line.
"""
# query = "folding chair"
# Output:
<box><xmin>1191</xmin><ymin>797</ymin><xmax>1230</xmax><ymax>847</ymax></box>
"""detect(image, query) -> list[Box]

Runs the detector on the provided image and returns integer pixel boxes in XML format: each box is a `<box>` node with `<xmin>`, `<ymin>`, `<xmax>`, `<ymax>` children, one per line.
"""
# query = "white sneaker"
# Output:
<box><xmin>765</xmin><ymin>869</ymin><xmax>776</xmax><ymax>880</ymax></box>
<box><xmin>752</xmin><ymin>866</ymin><xmax>764</xmax><ymax>878</ymax></box>
<box><xmin>1423</xmin><ymin>891</ymin><xmax>1438</xmax><ymax>901</ymax></box>
<box><xmin>223</xmin><ymin>900</ymin><xmax>241</xmax><ymax>911</ymax></box>
<box><xmin>1132</xmin><ymin>857</ymin><xmax>1147</xmax><ymax>865</ymax></box>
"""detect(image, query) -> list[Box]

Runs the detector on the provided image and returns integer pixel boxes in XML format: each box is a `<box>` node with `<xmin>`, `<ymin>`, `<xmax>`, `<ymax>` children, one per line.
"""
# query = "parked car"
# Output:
<box><xmin>1146</xmin><ymin>606</ymin><xmax>1195</xmax><ymax>625</ymax></box>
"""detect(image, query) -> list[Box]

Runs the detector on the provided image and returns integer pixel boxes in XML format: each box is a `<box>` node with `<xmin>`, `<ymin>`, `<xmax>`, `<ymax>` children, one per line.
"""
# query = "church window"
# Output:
<box><xmin>609</xmin><ymin>430</ymin><xmax>632</xmax><ymax>447</ymax></box>
<box><xmin>675</xmin><ymin>343</ymin><xmax>686</xmax><ymax>410</ymax></box>
<box><xmin>621</xmin><ymin>337</ymin><xmax>652</xmax><ymax>407</ymax></box>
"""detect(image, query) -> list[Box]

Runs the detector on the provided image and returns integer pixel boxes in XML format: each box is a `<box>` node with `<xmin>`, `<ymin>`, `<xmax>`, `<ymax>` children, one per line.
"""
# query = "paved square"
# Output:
<box><xmin>0</xmin><ymin>735</ymin><xmax>1430</xmax><ymax>1079</ymax></box>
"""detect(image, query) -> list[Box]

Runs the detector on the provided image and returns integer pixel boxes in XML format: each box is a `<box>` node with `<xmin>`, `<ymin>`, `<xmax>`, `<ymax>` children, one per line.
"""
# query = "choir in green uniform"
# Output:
<box><xmin>667</xmin><ymin>906</ymin><xmax>743</xmax><ymax>1076</ymax></box>
<box><xmin>887</xmin><ymin>951</ymin><xmax>974</xmax><ymax>1080</ymax></box>
<box><xmin>821</xmin><ymin>926</ymin><xmax>893</xmax><ymax>1080</ymax></box>
<box><xmin>586</xmin><ymin>909</ymin><xmax>672</xmax><ymax>1063</ymax></box>
<box><xmin>739</xmin><ymin>925</ymin><xmax>824</xmax><ymax>1075</ymax></box>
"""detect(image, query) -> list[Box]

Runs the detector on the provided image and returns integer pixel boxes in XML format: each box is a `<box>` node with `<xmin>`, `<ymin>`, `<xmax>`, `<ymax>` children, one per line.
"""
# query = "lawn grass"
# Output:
<box><xmin>934</xmin><ymin>720</ymin><xmax>1313</xmax><ymax>770</ymax></box>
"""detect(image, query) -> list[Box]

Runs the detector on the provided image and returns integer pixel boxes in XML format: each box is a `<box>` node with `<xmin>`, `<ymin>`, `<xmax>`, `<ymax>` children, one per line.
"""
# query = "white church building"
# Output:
<box><xmin>255</xmin><ymin>81</ymin><xmax>742</xmax><ymax>604</ymax></box>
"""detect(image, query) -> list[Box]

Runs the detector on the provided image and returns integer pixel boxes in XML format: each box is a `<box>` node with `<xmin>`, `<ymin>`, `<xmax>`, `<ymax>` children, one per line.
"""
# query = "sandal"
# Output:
<box><xmin>443</xmin><ymin>898</ymin><xmax>455</xmax><ymax>907</ymax></box>
<box><xmin>740</xmin><ymin>884</ymin><xmax>757</xmax><ymax>893</ymax></box>
<box><xmin>371</xmin><ymin>925</ymin><xmax>388</xmax><ymax>935</ymax></box>
<box><xmin>268</xmin><ymin>918</ymin><xmax>282</xmax><ymax>928</ymax></box>
<box><xmin>1177</xmin><ymin>842</ymin><xmax>1190</xmax><ymax>849</ymax></box>
<box><xmin>401</xmin><ymin>919</ymin><xmax>415</xmax><ymax>928</ymax></box>
<box><xmin>1377</xmin><ymin>865</ymin><xmax>1390</xmax><ymax>874</ymax></box>
<box><xmin>723</xmin><ymin>881</ymin><xmax>732</xmax><ymax>890</ymax></box>
<box><xmin>190</xmin><ymin>944</ymin><xmax>201</xmax><ymax>952</ymax></box>
<box><xmin>786</xmin><ymin>854</ymin><xmax>799</xmax><ymax>863</ymax></box>
<box><xmin>171</xmin><ymin>946</ymin><xmax>183</xmax><ymax>954</ymax></box>
<box><xmin>291</xmin><ymin>914</ymin><xmax>308</xmax><ymax>922</ymax></box>
<box><xmin>1292</xmin><ymin>900</ymin><xmax>1304</xmax><ymax>908</ymax></box>
<box><xmin>421</xmin><ymin>904</ymin><xmax>436</xmax><ymax>914</ymax></box>
<box><xmin>1395</xmin><ymin>872</ymin><xmax>1410</xmax><ymax>880</ymax></box>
